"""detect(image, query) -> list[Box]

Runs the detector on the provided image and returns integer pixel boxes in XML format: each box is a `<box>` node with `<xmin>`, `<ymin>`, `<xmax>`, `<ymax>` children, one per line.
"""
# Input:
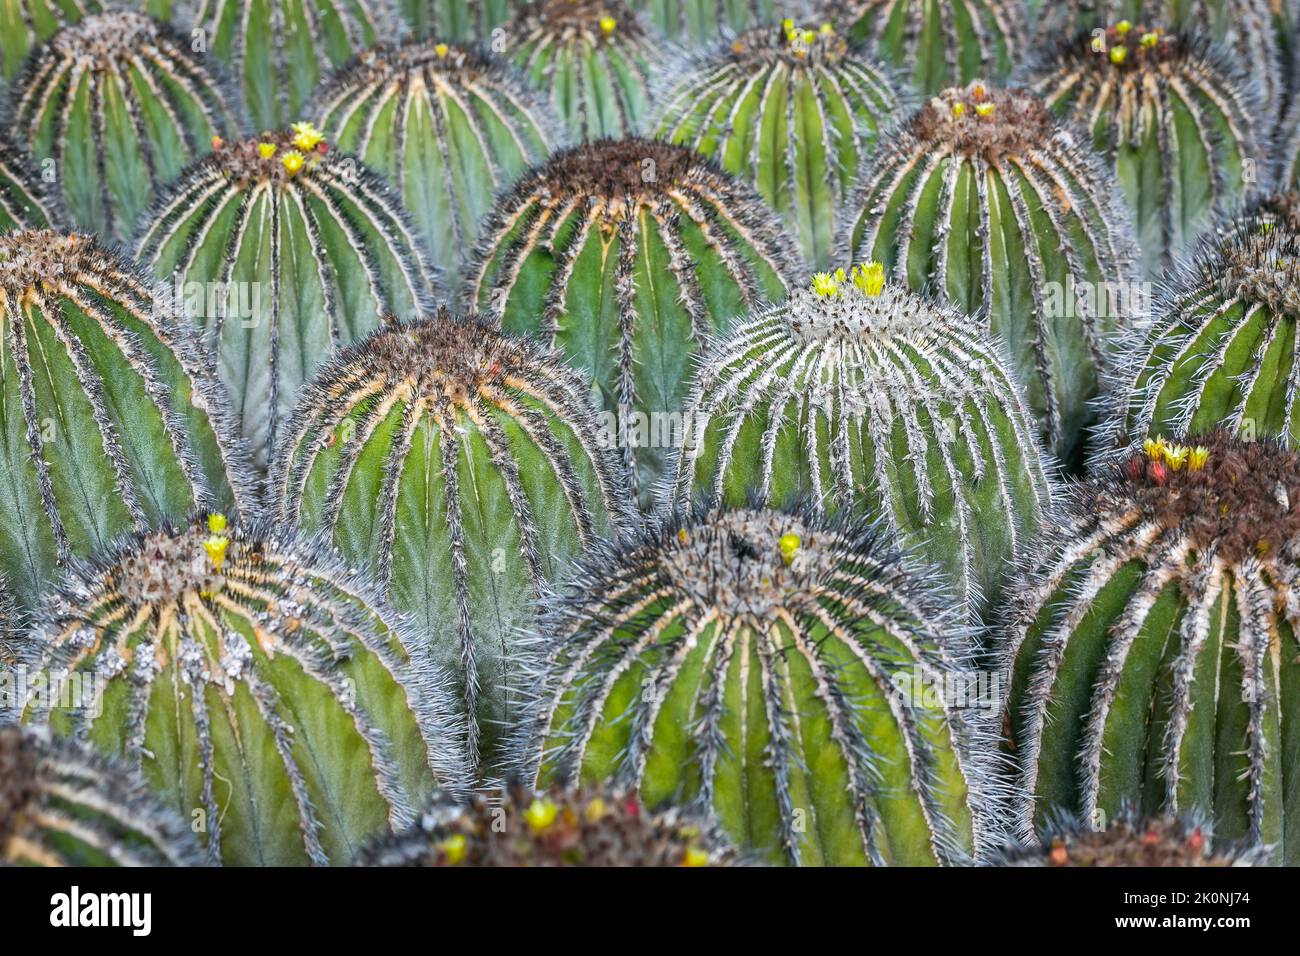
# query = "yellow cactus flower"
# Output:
<box><xmin>207</xmin><ymin>513</ymin><xmax>228</xmax><ymax>533</ymax></box>
<box><xmin>811</xmin><ymin>272</ymin><xmax>839</xmax><ymax>297</ymax></box>
<box><xmin>257</xmin><ymin>142</ymin><xmax>277</xmax><ymax>159</ymax></box>
<box><xmin>434</xmin><ymin>42</ymin><xmax>450</xmax><ymax>58</ymax></box>
<box><xmin>951</xmin><ymin>101</ymin><xmax>967</xmax><ymax>117</ymax></box>
<box><xmin>1140</xmin><ymin>31</ymin><xmax>1159</xmax><ymax>48</ymax></box>
<box><xmin>599</xmin><ymin>16</ymin><xmax>616</xmax><ymax>34</ymax></box>
<box><xmin>682</xmin><ymin>847</ymin><xmax>710</xmax><ymax>867</ymax></box>
<box><xmin>524</xmin><ymin>798</ymin><xmax>558</xmax><ymax>831</ymax></box>
<box><xmin>819</xmin><ymin>22</ymin><xmax>833</xmax><ymax>35</ymax></box>
<box><xmin>1164</xmin><ymin>445</ymin><xmax>1189</xmax><ymax>471</ymax></box>
<box><xmin>1115</xmin><ymin>19</ymin><xmax>1132</xmax><ymax>35</ymax></box>
<box><xmin>854</xmin><ymin>261</ymin><xmax>885</xmax><ymax>296</ymax></box>
<box><xmin>291</xmin><ymin>121</ymin><xmax>324</xmax><ymax>151</ymax></box>
<box><xmin>204</xmin><ymin>535</ymin><xmax>229</xmax><ymax>571</ymax></box>
<box><xmin>584</xmin><ymin>798</ymin><xmax>606</xmax><ymax>822</ymax></box>
<box><xmin>438</xmin><ymin>834</ymin><xmax>467</xmax><ymax>864</ymax></box>
<box><xmin>974</xmin><ymin>101</ymin><xmax>995</xmax><ymax>117</ymax></box>
<box><xmin>778</xmin><ymin>532</ymin><xmax>801</xmax><ymax>566</ymax></box>
<box><xmin>1110</xmin><ymin>45</ymin><xmax>1128</xmax><ymax>65</ymax></box>
<box><xmin>1188</xmin><ymin>446</ymin><xmax>1210</xmax><ymax>471</ymax></box>
<box><xmin>281</xmin><ymin>150</ymin><xmax>306</xmax><ymax>174</ymax></box>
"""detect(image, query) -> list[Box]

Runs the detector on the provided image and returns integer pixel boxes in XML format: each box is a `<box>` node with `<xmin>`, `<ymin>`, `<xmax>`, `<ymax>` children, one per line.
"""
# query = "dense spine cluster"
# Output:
<box><xmin>272</xmin><ymin>310</ymin><xmax>632</xmax><ymax>767</ymax></box>
<box><xmin>465</xmin><ymin>138</ymin><xmax>793</xmax><ymax>501</ymax></box>
<box><xmin>1027</xmin><ymin>24</ymin><xmax>1259</xmax><ymax>277</ymax></box>
<box><xmin>656</xmin><ymin>22</ymin><xmax>902</xmax><ymax>268</ymax></box>
<box><xmin>630</xmin><ymin>0</ymin><xmax>778</xmax><ymax>44</ymax></box>
<box><xmin>19</xmin><ymin>514</ymin><xmax>471</xmax><ymax>865</ymax></box>
<box><xmin>666</xmin><ymin>271</ymin><xmax>1051</xmax><ymax>621</ymax></box>
<box><xmin>136</xmin><ymin>127</ymin><xmax>439</xmax><ymax>468</ymax></box>
<box><xmin>13</xmin><ymin>11</ymin><xmax>238</xmax><ymax>243</ymax></box>
<box><xmin>841</xmin><ymin>83</ymin><xmax>1138</xmax><ymax>467</ymax></box>
<box><xmin>993</xmin><ymin>811</ymin><xmax>1265</xmax><ymax>866</ymax></box>
<box><xmin>316</xmin><ymin>42</ymin><xmax>561</xmax><ymax>273</ymax></box>
<box><xmin>1004</xmin><ymin>432</ymin><xmax>1300</xmax><ymax>864</ymax></box>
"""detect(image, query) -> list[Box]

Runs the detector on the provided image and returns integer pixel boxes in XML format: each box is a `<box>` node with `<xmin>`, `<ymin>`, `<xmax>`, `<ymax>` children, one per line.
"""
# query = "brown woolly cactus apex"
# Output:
<box><xmin>1005</xmin><ymin>430</ymin><xmax>1300</xmax><ymax>864</ymax></box>
<box><xmin>0</xmin><ymin>724</ymin><xmax>206</xmax><ymax>866</ymax></box>
<box><xmin>356</xmin><ymin>782</ymin><xmax>740</xmax><ymax>866</ymax></box>
<box><xmin>993</xmin><ymin>811</ymin><xmax>1266</xmax><ymax>866</ymax></box>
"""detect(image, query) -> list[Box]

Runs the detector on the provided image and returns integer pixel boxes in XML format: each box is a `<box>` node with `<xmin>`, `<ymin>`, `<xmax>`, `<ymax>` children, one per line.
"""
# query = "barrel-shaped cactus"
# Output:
<box><xmin>136</xmin><ymin>127</ymin><xmax>440</xmax><ymax>468</ymax></box>
<box><xmin>516</xmin><ymin>504</ymin><xmax>1005</xmax><ymax>866</ymax></box>
<box><xmin>631</xmin><ymin>0</ymin><xmax>778</xmax><ymax>44</ymax></box>
<box><xmin>656</xmin><ymin>22</ymin><xmax>902</xmax><ymax>268</ymax></box>
<box><xmin>1027</xmin><ymin>23</ymin><xmax>1259</xmax><ymax>277</ymax></box>
<box><xmin>0</xmin><ymin>230</ymin><xmax>251</xmax><ymax>616</ymax></box>
<box><xmin>814</xmin><ymin>0</ymin><xmax>1019</xmax><ymax>96</ymax></box>
<box><xmin>1</xmin><ymin>724</ymin><xmax>206</xmax><ymax>866</ymax></box>
<box><xmin>841</xmin><ymin>83</ymin><xmax>1139</xmax><ymax>469</ymax></box>
<box><xmin>665</xmin><ymin>270</ymin><xmax>1051</xmax><ymax>621</ymax></box>
<box><xmin>184</xmin><ymin>0</ymin><xmax>398</xmax><ymax>131</ymax></box>
<box><xmin>465</xmin><ymin>138</ymin><xmax>793</xmax><ymax>502</ymax></box>
<box><xmin>14</xmin><ymin>10</ymin><xmax>238</xmax><ymax>243</ymax></box>
<box><xmin>273</xmin><ymin>310</ymin><xmax>632</xmax><ymax>768</ymax></box>
<box><xmin>316</xmin><ymin>42</ymin><xmax>561</xmax><ymax>274</ymax></box>
<box><xmin>501</xmin><ymin>0</ymin><xmax>657</xmax><ymax>141</ymax></box>
<box><xmin>1004</xmin><ymin>431</ymin><xmax>1300</xmax><ymax>864</ymax></box>
<box><xmin>399</xmin><ymin>0</ymin><xmax>516</xmax><ymax>39</ymax></box>
<box><xmin>993</xmin><ymin>810</ymin><xmax>1266</xmax><ymax>866</ymax></box>
<box><xmin>0</xmin><ymin>0</ymin><xmax>100</xmax><ymax>83</ymax></box>
<box><xmin>19</xmin><ymin>514</ymin><xmax>471</xmax><ymax>865</ymax></box>
<box><xmin>0</xmin><ymin>140</ymin><xmax>60</xmax><ymax>231</ymax></box>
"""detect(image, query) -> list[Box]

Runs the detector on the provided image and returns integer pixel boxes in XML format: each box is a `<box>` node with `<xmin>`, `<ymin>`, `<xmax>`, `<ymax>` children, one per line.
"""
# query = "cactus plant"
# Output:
<box><xmin>18</xmin><ymin>513</ymin><xmax>472</xmax><ymax>865</ymax></box>
<box><xmin>0</xmin><ymin>0</ymin><xmax>101</xmax><ymax>84</ymax></box>
<box><xmin>272</xmin><ymin>309</ymin><xmax>632</xmax><ymax>767</ymax></box>
<box><xmin>813</xmin><ymin>0</ymin><xmax>1019</xmax><ymax>96</ymax></box>
<box><xmin>136</xmin><ymin>126</ymin><xmax>440</xmax><ymax>468</ymax></box>
<box><xmin>316</xmin><ymin>41</ymin><xmax>561</xmax><ymax>274</ymax></box>
<box><xmin>357</xmin><ymin>782</ymin><xmax>739</xmax><ymax>865</ymax></box>
<box><xmin>0</xmin><ymin>140</ymin><xmax>59</xmax><ymax>231</ymax></box>
<box><xmin>1</xmin><ymin>724</ymin><xmax>206</xmax><ymax>866</ymax></box>
<box><xmin>630</xmin><ymin>0</ymin><xmax>779</xmax><ymax>44</ymax></box>
<box><xmin>514</xmin><ymin>503</ymin><xmax>1006</xmax><ymax>866</ymax></box>
<box><xmin>656</xmin><ymin>21</ymin><xmax>902</xmax><ymax>268</ymax></box>
<box><xmin>665</xmin><ymin>269</ymin><xmax>1051</xmax><ymax>621</ymax></box>
<box><xmin>500</xmin><ymin>0</ymin><xmax>658</xmax><ymax>142</ymax></box>
<box><xmin>183</xmin><ymin>0</ymin><xmax>399</xmax><ymax>132</ymax></box>
<box><xmin>840</xmin><ymin>83</ymin><xmax>1139</xmax><ymax>469</ymax></box>
<box><xmin>465</xmin><ymin>137</ymin><xmax>793</xmax><ymax>502</ymax></box>
<box><xmin>1026</xmin><ymin>23</ymin><xmax>1259</xmax><ymax>277</ymax></box>
<box><xmin>0</xmin><ymin>230</ymin><xmax>251</xmax><ymax>617</ymax></box>
<box><xmin>993</xmin><ymin>810</ymin><xmax>1266</xmax><ymax>866</ymax></box>
<box><xmin>1004</xmin><ymin>431</ymin><xmax>1300</xmax><ymax>864</ymax></box>
<box><xmin>398</xmin><ymin>0</ymin><xmax>517</xmax><ymax>39</ymax></box>
<box><xmin>13</xmin><ymin>10</ymin><xmax>238</xmax><ymax>243</ymax></box>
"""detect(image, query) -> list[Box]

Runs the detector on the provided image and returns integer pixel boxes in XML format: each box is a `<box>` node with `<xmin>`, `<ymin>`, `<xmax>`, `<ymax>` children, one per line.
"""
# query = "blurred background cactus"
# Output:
<box><xmin>630</xmin><ymin>0</ymin><xmax>779</xmax><ymax>44</ymax></box>
<box><xmin>0</xmin><ymin>0</ymin><xmax>98</xmax><ymax>82</ymax></box>
<box><xmin>398</xmin><ymin>0</ymin><xmax>517</xmax><ymax>39</ymax></box>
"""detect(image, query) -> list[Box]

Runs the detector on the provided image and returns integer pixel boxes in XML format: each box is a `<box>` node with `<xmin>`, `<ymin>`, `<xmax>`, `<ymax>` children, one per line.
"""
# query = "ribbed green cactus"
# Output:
<box><xmin>665</xmin><ymin>270</ymin><xmax>1051</xmax><ymax>621</ymax></box>
<box><xmin>1</xmin><ymin>724</ymin><xmax>206</xmax><ymax>866</ymax></box>
<box><xmin>0</xmin><ymin>141</ymin><xmax>59</xmax><ymax>231</ymax></box>
<box><xmin>515</xmin><ymin>504</ymin><xmax>1005</xmax><ymax>866</ymax></box>
<box><xmin>841</xmin><ymin>83</ymin><xmax>1138</xmax><ymax>469</ymax></box>
<box><xmin>398</xmin><ymin>0</ymin><xmax>516</xmax><ymax>39</ymax></box>
<box><xmin>1028</xmin><ymin>24</ymin><xmax>1259</xmax><ymax>277</ymax></box>
<box><xmin>136</xmin><ymin>126</ymin><xmax>440</xmax><ymax>469</ymax></box>
<box><xmin>272</xmin><ymin>310</ymin><xmax>632</xmax><ymax>768</ymax></box>
<box><xmin>1004</xmin><ymin>431</ymin><xmax>1300</xmax><ymax>864</ymax></box>
<box><xmin>631</xmin><ymin>0</ymin><xmax>778</xmax><ymax>43</ymax></box>
<box><xmin>0</xmin><ymin>230</ymin><xmax>251</xmax><ymax>617</ymax></box>
<box><xmin>501</xmin><ymin>0</ymin><xmax>657</xmax><ymax>141</ymax></box>
<box><xmin>185</xmin><ymin>0</ymin><xmax>397</xmax><ymax>132</ymax></box>
<box><xmin>993</xmin><ymin>811</ymin><xmax>1267</xmax><ymax>866</ymax></box>
<box><xmin>13</xmin><ymin>10</ymin><xmax>238</xmax><ymax>244</ymax></box>
<box><xmin>814</xmin><ymin>0</ymin><xmax>1019</xmax><ymax>96</ymax></box>
<box><xmin>656</xmin><ymin>21</ymin><xmax>902</xmax><ymax>268</ymax></box>
<box><xmin>316</xmin><ymin>41</ymin><xmax>561</xmax><ymax>274</ymax></box>
<box><xmin>0</xmin><ymin>0</ymin><xmax>98</xmax><ymax>82</ymax></box>
<box><xmin>20</xmin><ymin>514</ymin><xmax>471</xmax><ymax>865</ymax></box>
<box><xmin>465</xmin><ymin>137</ymin><xmax>793</xmax><ymax>502</ymax></box>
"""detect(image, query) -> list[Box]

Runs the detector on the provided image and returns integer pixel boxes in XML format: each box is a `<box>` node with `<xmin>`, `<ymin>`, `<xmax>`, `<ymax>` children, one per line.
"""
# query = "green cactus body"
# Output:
<box><xmin>13</xmin><ymin>11</ymin><xmax>238</xmax><ymax>244</ymax></box>
<box><xmin>136</xmin><ymin>128</ymin><xmax>440</xmax><ymax>469</ymax></box>
<box><xmin>630</xmin><ymin>0</ymin><xmax>777</xmax><ymax>43</ymax></box>
<box><xmin>0</xmin><ymin>579</ymin><xmax>16</xmax><ymax>667</ymax></box>
<box><xmin>1028</xmin><ymin>24</ymin><xmax>1258</xmax><ymax>278</ymax></box>
<box><xmin>665</xmin><ymin>273</ymin><xmax>1051</xmax><ymax>622</ymax></box>
<box><xmin>656</xmin><ymin>23</ymin><xmax>901</xmax><ymax>268</ymax></box>
<box><xmin>815</xmin><ymin>0</ymin><xmax>1018</xmax><ymax>96</ymax></box>
<box><xmin>272</xmin><ymin>311</ymin><xmax>632</xmax><ymax>767</ymax></box>
<box><xmin>517</xmin><ymin>505</ymin><xmax>1004</xmax><ymax>866</ymax></box>
<box><xmin>1004</xmin><ymin>432</ymin><xmax>1300</xmax><ymax>864</ymax></box>
<box><xmin>502</xmin><ymin>0</ymin><xmax>657</xmax><ymax>141</ymax></box>
<box><xmin>0</xmin><ymin>141</ymin><xmax>59</xmax><ymax>230</ymax></box>
<box><xmin>399</xmin><ymin>0</ymin><xmax>516</xmax><ymax>39</ymax></box>
<box><xmin>20</xmin><ymin>515</ymin><xmax>471</xmax><ymax>865</ymax></box>
<box><xmin>0</xmin><ymin>231</ymin><xmax>251</xmax><ymax>616</ymax></box>
<box><xmin>0</xmin><ymin>0</ymin><xmax>97</xmax><ymax>82</ymax></box>
<box><xmin>465</xmin><ymin>138</ymin><xmax>794</xmax><ymax>503</ymax></box>
<box><xmin>841</xmin><ymin>84</ymin><xmax>1138</xmax><ymax>469</ymax></box>
<box><xmin>1</xmin><ymin>725</ymin><xmax>206</xmax><ymax>866</ymax></box>
<box><xmin>316</xmin><ymin>42</ymin><xmax>561</xmax><ymax>275</ymax></box>
<box><xmin>186</xmin><ymin>0</ymin><xmax>396</xmax><ymax>132</ymax></box>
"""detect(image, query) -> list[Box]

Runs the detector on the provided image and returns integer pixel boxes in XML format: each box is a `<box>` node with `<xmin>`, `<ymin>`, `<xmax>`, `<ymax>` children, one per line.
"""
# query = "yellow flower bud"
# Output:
<box><xmin>524</xmin><ymin>798</ymin><xmax>558</xmax><ymax>831</ymax></box>
<box><xmin>599</xmin><ymin>16</ymin><xmax>616</xmax><ymax>34</ymax></box>
<box><xmin>438</xmin><ymin>834</ymin><xmax>467</xmax><ymax>865</ymax></box>
<box><xmin>974</xmin><ymin>101</ymin><xmax>995</xmax><ymax>117</ymax></box>
<box><xmin>204</xmin><ymin>535</ymin><xmax>229</xmax><ymax>571</ymax></box>
<box><xmin>682</xmin><ymin>847</ymin><xmax>710</xmax><ymax>867</ymax></box>
<box><xmin>207</xmin><ymin>513</ymin><xmax>228</xmax><ymax>533</ymax></box>
<box><xmin>1115</xmin><ymin>19</ymin><xmax>1132</xmax><ymax>34</ymax></box>
<box><xmin>1110</xmin><ymin>45</ymin><xmax>1128</xmax><ymax>65</ymax></box>
<box><xmin>778</xmin><ymin>532</ymin><xmax>801</xmax><ymax>566</ymax></box>
<box><xmin>257</xmin><ymin>142</ymin><xmax>277</xmax><ymax>159</ymax></box>
<box><xmin>811</xmin><ymin>273</ymin><xmax>839</xmax><ymax>297</ymax></box>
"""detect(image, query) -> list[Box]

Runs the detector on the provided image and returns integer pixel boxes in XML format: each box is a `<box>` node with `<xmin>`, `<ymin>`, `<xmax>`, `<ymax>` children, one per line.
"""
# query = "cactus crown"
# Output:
<box><xmin>512</xmin><ymin>0</ymin><xmax>642</xmax><ymax>40</ymax></box>
<box><xmin>728</xmin><ymin>20</ymin><xmax>847</xmax><ymax>65</ymax></box>
<box><xmin>208</xmin><ymin>124</ymin><xmax>331</xmax><ymax>184</ymax></box>
<box><xmin>1084</xmin><ymin>22</ymin><xmax>1178</xmax><ymax>70</ymax></box>
<box><xmin>45</xmin><ymin>9</ymin><xmax>161</xmax><ymax>65</ymax></box>
<box><xmin>1207</xmin><ymin>217</ymin><xmax>1300</xmax><ymax>318</ymax></box>
<box><xmin>998</xmin><ymin>812</ymin><xmax>1259</xmax><ymax>867</ymax></box>
<box><xmin>534</xmin><ymin>137</ymin><xmax>709</xmax><ymax>209</ymax></box>
<box><xmin>0</xmin><ymin>230</ymin><xmax>103</xmax><ymax>295</ymax></box>
<box><xmin>912</xmin><ymin>83</ymin><xmax>1055</xmax><ymax>161</ymax></box>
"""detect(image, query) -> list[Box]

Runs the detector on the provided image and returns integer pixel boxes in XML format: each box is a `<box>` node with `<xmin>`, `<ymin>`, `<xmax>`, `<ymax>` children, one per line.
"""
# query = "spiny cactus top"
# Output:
<box><xmin>183</xmin><ymin>0</ymin><xmax>399</xmax><ymax>131</ymax></box>
<box><xmin>656</xmin><ymin>21</ymin><xmax>902</xmax><ymax>268</ymax></box>
<box><xmin>1</xmin><ymin>724</ymin><xmax>206</xmax><ymax>866</ymax></box>
<box><xmin>13</xmin><ymin>10</ymin><xmax>239</xmax><ymax>244</ymax></box>
<box><xmin>630</xmin><ymin>0</ymin><xmax>777</xmax><ymax>43</ymax></box>
<box><xmin>667</xmin><ymin>269</ymin><xmax>1051</xmax><ymax>621</ymax></box>
<box><xmin>0</xmin><ymin>230</ymin><xmax>251</xmax><ymax>616</ymax></box>
<box><xmin>518</xmin><ymin>504</ymin><xmax>1005</xmax><ymax>866</ymax></box>
<box><xmin>841</xmin><ymin>82</ymin><xmax>1138</xmax><ymax>468</ymax></box>
<box><xmin>466</xmin><ymin>137</ymin><xmax>793</xmax><ymax>502</ymax></box>
<box><xmin>20</xmin><ymin>514</ymin><xmax>472</xmax><ymax>866</ymax></box>
<box><xmin>1005</xmin><ymin>432</ymin><xmax>1300</xmax><ymax>863</ymax></box>
<box><xmin>357</xmin><ymin>782</ymin><xmax>739</xmax><ymax>866</ymax></box>
<box><xmin>316</xmin><ymin>41</ymin><xmax>561</xmax><ymax>273</ymax></box>
<box><xmin>398</xmin><ymin>0</ymin><xmax>517</xmax><ymax>39</ymax></box>
<box><xmin>0</xmin><ymin>0</ymin><xmax>98</xmax><ymax>83</ymax></box>
<box><xmin>994</xmin><ymin>811</ymin><xmax>1265</xmax><ymax>866</ymax></box>
<box><xmin>814</xmin><ymin>0</ymin><xmax>1019</xmax><ymax>96</ymax></box>
<box><xmin>136</xmin><ymin>126</ymin><xmax>440</xmax><ymax>468</ymax></box>
<box><xmin>1027</xmin><ymin>23</ymin><xmax>1259</xmax><ymax>277</ymax></box>
<box><xmin>501</xmin><ymin>0</ymin><xmax>657</xmax><ymax>141</ymax></box>
<box><xmin>0</xmin><ymin>140</ymin><xmax>60</xmax><ymax>231</ymax></box>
